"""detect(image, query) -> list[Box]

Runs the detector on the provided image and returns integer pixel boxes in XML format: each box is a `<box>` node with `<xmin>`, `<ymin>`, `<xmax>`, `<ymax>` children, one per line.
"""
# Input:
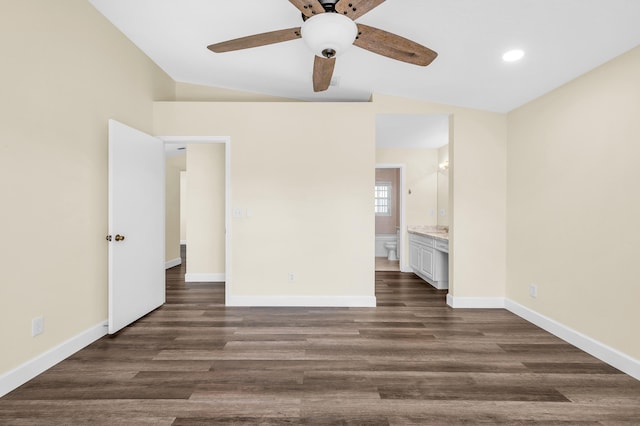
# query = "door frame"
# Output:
<box><xmin>375</xmin><ymin>163</ymin><xmax>406</xmax><ymax>271</ymax></box>
<box><xmin>161</xmin><ymin>135</ymin><xmax>231</xmax><ymax>304</ymax></box>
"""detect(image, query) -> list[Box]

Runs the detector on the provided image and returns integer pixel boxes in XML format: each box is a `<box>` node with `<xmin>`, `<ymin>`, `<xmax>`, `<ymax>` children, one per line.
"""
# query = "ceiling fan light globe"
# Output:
<box><xmin>301</xmin><ymin>13</ymin><xmax>357</xmax><ymax>58</ymax></box>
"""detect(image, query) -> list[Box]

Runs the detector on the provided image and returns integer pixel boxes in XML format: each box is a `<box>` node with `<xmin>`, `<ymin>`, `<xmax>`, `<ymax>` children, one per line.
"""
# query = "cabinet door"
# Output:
<box><xmin>409</xmin><ymin>242</ymin><xmax>421</xmax><ymax>272</ymax></box>
<box><xmin>420</xmin><ymin>246</ymin><xmax>435</xmax><ymax>278</ymax></box>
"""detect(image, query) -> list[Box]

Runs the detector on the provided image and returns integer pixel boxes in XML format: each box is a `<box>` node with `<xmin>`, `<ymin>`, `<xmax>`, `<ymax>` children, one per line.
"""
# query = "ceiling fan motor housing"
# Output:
<box><xmin>319</xmin><ymin>0</ymin><xmax>339</xmax><ymax>12</ymax></box>
<box><xmin>301</xmin><ymin>12</ymin><xmax>358</xmax><ymax>59</ymax></box>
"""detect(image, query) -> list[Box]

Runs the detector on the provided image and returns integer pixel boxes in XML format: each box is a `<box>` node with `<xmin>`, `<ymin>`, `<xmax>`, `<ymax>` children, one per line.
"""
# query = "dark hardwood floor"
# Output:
<box><xmin>1</xmin><ymin>249</ymin><xmax>639</xmax><ymax>424</ymax></box>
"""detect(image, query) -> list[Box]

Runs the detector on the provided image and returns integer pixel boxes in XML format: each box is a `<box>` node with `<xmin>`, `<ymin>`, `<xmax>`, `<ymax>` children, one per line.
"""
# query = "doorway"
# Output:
<box><xmin>162</xmin><ymin>136</ymin><xmax>231</xmax><ymax>304</ymax></box>
<box><xmin>375</xmin><ymin>113</ymin><xmax>451</xmax><ymax>276</ymax></box>
<box><xmin>375</xmin><ymin>165</ymin><xmax>405</xmax><ymax>272</ymax></box>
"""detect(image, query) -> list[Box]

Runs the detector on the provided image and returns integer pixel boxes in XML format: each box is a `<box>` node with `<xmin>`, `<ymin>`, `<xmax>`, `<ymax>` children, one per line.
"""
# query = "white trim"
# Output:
<box><xmin>446</xmin><ymin>294</ymin><xmax>506</xmax><ymax>308</ymax></box>
<box><xmin>0</xmin><ymin>320</ymin><xmax>108</xmax><ymax>398</ymax></box>
<box><xmin>165</xmin><ymin>257</ymin><xmax>181</xmax><ymax>269</ymax></box>
<box><xmin>224</xmin><ymin>139</ymin><xmax>231</xmax><ymax>305</ymax></box>
<box><xmin>3</xmin><ymin>298</ymin><xmax>637</xmax><ymax>398</ymax></box>
<box><xmin>505</xmin><ymin>299</ymin><xmax>640</xmax><ymax>381</ymax></box>
<box><xmin>444</xmin><ymin>295</ymin><xmax>640</xmax><ymax>380</ymax></box>
<box><xmin>185</xmin><ymin>273</ymin><xmax>225</xmax><ymax>283</ymax></box>
<box><xmin>227</xmin><ymin>295</ymin><xmax>376</xmax><ymax>307</ymax></box>
<box><xmin>161</xmin><ymin>136</ymin><xmax>229</xmax><ymax>144</ymax></box>
<box><xmin>180</xmin><ymin>240</ymin><xmax>187</xmax><ymax>245</ymax></box>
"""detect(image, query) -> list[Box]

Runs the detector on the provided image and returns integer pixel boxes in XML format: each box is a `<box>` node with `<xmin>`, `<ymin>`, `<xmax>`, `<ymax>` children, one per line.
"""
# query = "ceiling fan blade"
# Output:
<box><xmin>288</xmin><ymin>0</ymin><xmax>326</xmax><ymax>17</ymax></box>
<box><xmin>207</xmin><ymin>27</ymin><xmax>301</xmax><ymax>53</ymax></box>
<box><xmin>354</xmin><ymin>24</ymin><xmax>438</xmax><ymax>66</ymax></box>
<box><xmin>313</xmin><ymin>56</ymin><xmax>336</xmax><ymax>92</ymax></box>
<box><xmin>335</xmin><ymin>0</ymin><xmax>386</xmax><ymax>20</ymax></box>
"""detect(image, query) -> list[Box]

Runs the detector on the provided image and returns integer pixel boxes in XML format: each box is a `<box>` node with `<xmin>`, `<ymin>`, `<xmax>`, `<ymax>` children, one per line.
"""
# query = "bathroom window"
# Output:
<box><xmin>375</xmin><ymin>181</ymin><xmax>392</xmax><ymax>216</ymax></box>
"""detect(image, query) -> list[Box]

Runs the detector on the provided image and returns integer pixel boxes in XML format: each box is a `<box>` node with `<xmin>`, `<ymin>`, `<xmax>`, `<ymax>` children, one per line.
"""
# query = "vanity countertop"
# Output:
<box><xmin>408</xmin><ymin>225</ymin><xmax>449</xmax><ymax>241</ymax></box>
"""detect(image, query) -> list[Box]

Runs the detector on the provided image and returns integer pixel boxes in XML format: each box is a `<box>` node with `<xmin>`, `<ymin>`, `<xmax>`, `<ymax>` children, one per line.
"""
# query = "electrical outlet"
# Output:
<box><xmin>32</xmin><ymin>316</ymin><xmax>44</xmax><ymax>337</ymax></box>
<box><xmin>529</xmin><ymin>283</ymin><xmax>538</xmax><ymax>298</ymax></box>
<box><xmin>288</xmin><ymin>273</ymin><xmax>295</xmax><ymax>283</ymax></box>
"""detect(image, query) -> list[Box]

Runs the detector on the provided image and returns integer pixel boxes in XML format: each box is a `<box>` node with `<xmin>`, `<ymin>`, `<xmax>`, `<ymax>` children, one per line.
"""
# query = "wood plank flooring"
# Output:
<box><xmin>1</xmin><ymin>251</ymin><xmax>639</xmax><ymax>424</ymax></box>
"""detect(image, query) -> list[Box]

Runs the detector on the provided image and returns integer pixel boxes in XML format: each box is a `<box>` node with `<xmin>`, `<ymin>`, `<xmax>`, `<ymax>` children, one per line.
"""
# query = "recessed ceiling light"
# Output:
<box><xmin>503</xmin><ymin>49</ymin><xmax>525</xmax><ymax>62</ymax></box>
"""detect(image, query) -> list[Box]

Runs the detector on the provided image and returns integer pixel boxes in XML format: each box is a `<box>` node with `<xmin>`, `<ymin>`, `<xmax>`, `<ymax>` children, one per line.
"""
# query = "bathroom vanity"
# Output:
<box><xmin>408</xmin><ymin>226</ymin><xmax>449</xmax><ymax>290</ymax></box>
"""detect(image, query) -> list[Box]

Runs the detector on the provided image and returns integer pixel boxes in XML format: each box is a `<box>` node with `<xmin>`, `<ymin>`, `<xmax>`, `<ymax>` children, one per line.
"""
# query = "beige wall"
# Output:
<box><xmin>186</xmin><ymin>144</ymin><xmax>226</xmax><ymax>277</ymax></box>
<box><xmin>507</xmin><ymin>46</ymin><xmax>640</xmax><ymax>359</ymax></box>
<box><xmin>0</xmin><ymin>0</ymin><xmax>175</xmax><ymax>374</ymax></box>
<box><xmin>175</xmin><ymin>82</ymin><xmax>298</xmax><ymax>102</ymax></box>
<box><xmin>373</xmin><ymin>95</ymin><xmax>508</xmax><ymax>299</ymax></box>
<box><xmin>437</xmin><ymin>145</ymin><xmax>450</xmax><ymax>227</ymax></box>
<box><xmin>377</xmin><ymin>148</ymin><xmax>439</xmax><ymax>226</ymax></box>
<box><xmin>154</xmin><ymin>102</ymin><xmax>376</xmax><ymax>300</ymax></box>
<box><xmin>165</xmin><ymin>154</ymin><xmax>186</xmax><ymax>263</ymax></box>
<box><xmin>155</xmin><ymin>97</ymin><xmax>507</xmax><ymax>302</ymax></box>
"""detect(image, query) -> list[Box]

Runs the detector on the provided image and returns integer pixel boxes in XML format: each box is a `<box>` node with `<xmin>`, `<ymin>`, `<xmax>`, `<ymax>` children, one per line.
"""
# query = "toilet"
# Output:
<box><xmin>384</xmin><ymin>241</ymin><xmax>397</xmax><ymax>261</ymax></box>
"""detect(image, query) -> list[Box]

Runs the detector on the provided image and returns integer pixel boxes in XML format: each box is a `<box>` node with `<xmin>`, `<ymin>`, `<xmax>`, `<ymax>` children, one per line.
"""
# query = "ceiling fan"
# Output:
<box><xmin>207</xmin><ymin>0</ymin><xmax>438</xmax><ymax>92</ymax></box>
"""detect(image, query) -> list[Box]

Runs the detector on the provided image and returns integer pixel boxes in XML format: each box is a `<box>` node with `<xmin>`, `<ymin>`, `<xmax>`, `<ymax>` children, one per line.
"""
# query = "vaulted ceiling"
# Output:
<box><xmin>90</xmin><ymin>0</ymin><xmax>640</xmax><ymax>113</ymax></box>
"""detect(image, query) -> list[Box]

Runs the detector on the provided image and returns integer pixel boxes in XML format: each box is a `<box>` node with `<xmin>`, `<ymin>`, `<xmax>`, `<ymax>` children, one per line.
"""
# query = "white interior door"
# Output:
<box><xmin>108</xmin><ymin>119</ymin><xmax>165</xmax><ymax>334</ymax></box>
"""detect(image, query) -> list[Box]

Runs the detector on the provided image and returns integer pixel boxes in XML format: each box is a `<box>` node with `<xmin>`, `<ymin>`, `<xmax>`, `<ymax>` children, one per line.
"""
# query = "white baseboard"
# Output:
<box><xmin>505</xmin><ymin>299</ymin><xmax>640</xmax><ymax>381</ymax></box>
<box><xmin>446</xmin><ymin>295</ymin><xmax>640</xmax><ymax>380</ymax></box>
<box><xmin>165</xmin><ymin>258</ymin><xmax>182</xmax><ymax>269</ymax></box>
<box><xmin>446</xmin><ymin>294</ymin><xmax>506</xmax><ymax>308</ymax></box>
<box><xmin>0</xmin><ymin>320</ymin><xmax>108</xmax><ymax>398</ymax></box>
<box><xmin>185</xmin><ymin>273</ymin><xmax>225</xmax><ymax>283</ymax></box>
<box><xmin>227</xmin><ymin>295</ymin><xmax>376</xmax><ymax>308</ymax></box>
<box><xmin>3</xmin><ymin>296</ymin><xmax>636</xmax><ymax>400</ymax></box>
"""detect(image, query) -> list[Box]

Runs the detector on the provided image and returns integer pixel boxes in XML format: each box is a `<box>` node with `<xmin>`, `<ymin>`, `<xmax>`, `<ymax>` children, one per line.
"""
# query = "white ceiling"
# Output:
<box><xmin>165</xmin><ymin>144</ymin><xmax>186</xmax><ymax>157</ymax></box>
<box><xmin>89</xmin><ymin>0</ymin><xmax>640</xmax><ymax>113</ymax></box>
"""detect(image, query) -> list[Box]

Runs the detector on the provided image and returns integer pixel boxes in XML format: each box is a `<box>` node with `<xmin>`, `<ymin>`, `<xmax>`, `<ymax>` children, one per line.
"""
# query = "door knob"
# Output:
<box><xmin>115</xmin><ymin>234</ymin><xmax>125</xmax><ymax>241</ymax></box>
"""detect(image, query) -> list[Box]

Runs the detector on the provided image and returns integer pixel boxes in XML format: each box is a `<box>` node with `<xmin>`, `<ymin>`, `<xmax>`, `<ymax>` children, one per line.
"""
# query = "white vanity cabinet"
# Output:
<box><xmin>408</xmin><ymin>232</ymin><xmax>449</xmax><ymax>289</ymax></box>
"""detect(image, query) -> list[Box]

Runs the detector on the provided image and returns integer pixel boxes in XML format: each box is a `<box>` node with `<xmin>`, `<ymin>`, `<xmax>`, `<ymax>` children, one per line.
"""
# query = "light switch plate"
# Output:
<box><xmin>32</xmin><ymin>316</ymin><xmax>44</xmax><ymax>337</ymax></box>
